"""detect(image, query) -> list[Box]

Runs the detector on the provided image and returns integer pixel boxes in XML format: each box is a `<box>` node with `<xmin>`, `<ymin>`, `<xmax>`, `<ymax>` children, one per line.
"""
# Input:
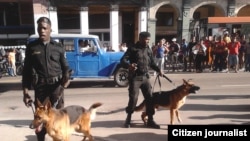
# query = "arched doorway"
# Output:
<box><xmin>190</xmin><ymin>4</ymin><xmax>224</xmax><ymax>41</ymax></box>
<box><xmin>155</xmin><ymin>4</ymin><xmax>179</xmax><ymax>43</ymax></box>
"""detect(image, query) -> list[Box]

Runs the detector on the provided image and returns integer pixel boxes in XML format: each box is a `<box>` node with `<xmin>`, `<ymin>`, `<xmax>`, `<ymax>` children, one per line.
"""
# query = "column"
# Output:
<box><xmin>227</xmin><ymin>0</ymin><xmax>235</xmax><ymax>17</ymax></box>
<box><xmin>181</xmin><ymin>7</ymin><xmax>191</xmax><ymax>41</ymax></box>
<box><xmin>110</xmin><ymin>5</ymin><xmax>119</xmax><ymax>52</ymax></box>
<box><xmin>48</xmin><ymin>6</ymin><xmax>58</xmax><ymax>34</ymax></box>
<box><xmin>147</xmin><ymin>18</ymin><xmax>156</xmax><ymax>47</ymax></box>
<box><xmin>32</xmin><ymin>0</ymin><xmax>48</xmax><ymax>35</ymax></box>
<box><xmin>80</xmin><ymin>7</ymin><xmax>89</xmax><ymax>34</ymax></box>
<box><xmin>138</xmin><ymin>7</ymin><xmax>148</xmax><ymax>32</ymax></box>
<box><xmin>177</xmin><ymin>17</ymin><xmax>183</xmax><ymax>42</ymax></box>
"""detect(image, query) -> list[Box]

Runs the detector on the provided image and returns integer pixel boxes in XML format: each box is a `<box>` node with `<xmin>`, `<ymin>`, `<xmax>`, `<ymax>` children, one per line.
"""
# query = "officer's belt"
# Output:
<box><xmin>38</xmin><ymin>74</ymin><xmax>62</xmax><ymax>84</ymax></box>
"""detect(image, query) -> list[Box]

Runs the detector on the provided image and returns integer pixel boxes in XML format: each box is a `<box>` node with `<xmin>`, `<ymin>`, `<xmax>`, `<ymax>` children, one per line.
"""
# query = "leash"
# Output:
<box><xmin>28</xmin><ymin>100</ymin><xmax>46</xmax><ymax>130</ymax></box>
<box><xmin>152</xmin><ymin>74</ymin><xmax>175</xmax><ymax>94</ymax></box>
<box><xmin>28</xmin><ymin>100</ymin><xmax>36</xmax><ymax>129</ymax></box>
<box><xmin>28</xmin><ymin>100</ymin><xmax>35</xmax><ymax>114</ymax></box>
<box><xmin>53</xmin><ymin>85</ymin><xmax>65</xmax><ymax>108</ymax></box>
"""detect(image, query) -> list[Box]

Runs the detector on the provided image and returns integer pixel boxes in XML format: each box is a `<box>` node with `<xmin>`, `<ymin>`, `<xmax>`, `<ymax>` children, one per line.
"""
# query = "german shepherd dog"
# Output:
<box><xmin>134</xmin><ymin>79</ymin><xmax>200</xmax><ymax>125</ymax></box>
<box><xmin>31</xmin><ymin>98</ymin><xmax>102</xmax><ymax>141</ymax></box>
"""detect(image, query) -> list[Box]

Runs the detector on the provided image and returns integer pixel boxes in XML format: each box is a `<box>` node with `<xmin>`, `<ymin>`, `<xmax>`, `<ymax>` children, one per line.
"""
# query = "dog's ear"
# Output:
<box><xmin>43</xmin><ymin>97</ymin><xmax>52</xmax><ymax>110</ymax></box>
<box><xmin>37</xmin><ymin>98</ymin><xmax>43</xmax><ymax>107</ymax></box>
<box><xmin>183</xmin><ymin>79</ymin><xmax>188</xmax><ymax>85</ymax></box>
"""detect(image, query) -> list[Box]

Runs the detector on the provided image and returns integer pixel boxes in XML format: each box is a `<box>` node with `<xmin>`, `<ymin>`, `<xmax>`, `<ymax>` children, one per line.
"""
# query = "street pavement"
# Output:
<box><xmin>0</xmin><ymin>71</ymin><xmax>250</xmax><ymax>141</ymax></box>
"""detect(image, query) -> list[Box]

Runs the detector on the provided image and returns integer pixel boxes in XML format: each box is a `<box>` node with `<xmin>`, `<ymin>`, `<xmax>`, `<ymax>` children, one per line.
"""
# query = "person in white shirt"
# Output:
<box><xmin>79</xmin><ymin>40</ymin><xmax>91</xmax><ymax>52</ymax></box>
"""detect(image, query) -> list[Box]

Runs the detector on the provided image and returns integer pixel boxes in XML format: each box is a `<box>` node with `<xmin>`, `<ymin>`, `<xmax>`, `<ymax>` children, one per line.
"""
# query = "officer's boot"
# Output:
<box><xmin>36</xmin><ymin>127</ymin><xmax>46</xmax><ymax>141</ymax></box>
<box><xmin>147</xmin><ymin>116</ymin><xmax>160</xmax><ymax>129</ymax></box>
<box><xmin>124</xmin><ymin>114</ymin><xmax>132</xmax><ymax>128</ymax></box>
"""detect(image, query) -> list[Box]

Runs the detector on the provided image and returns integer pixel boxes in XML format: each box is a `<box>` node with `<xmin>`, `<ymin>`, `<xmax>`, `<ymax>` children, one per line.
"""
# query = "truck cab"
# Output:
<box><xmin>28</xmin><ymin>34</ymin><xmax>128</xmax><ymax>87</ymax></box>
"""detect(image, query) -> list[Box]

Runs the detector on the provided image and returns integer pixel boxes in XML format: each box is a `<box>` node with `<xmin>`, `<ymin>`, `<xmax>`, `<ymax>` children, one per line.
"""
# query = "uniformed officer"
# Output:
<box><xmin>120</xmin><ymin>31</ymin><xmax>163</xmax><ymax>129</ymax></box>
<box><xmin>22</xmin><ymin>17</ymin><xmax>70</xmax><ymax>141</ymax></box>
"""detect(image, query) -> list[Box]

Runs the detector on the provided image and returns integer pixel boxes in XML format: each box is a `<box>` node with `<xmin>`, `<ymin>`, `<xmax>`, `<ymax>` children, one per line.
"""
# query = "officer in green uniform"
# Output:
<box><xmin>120</xmin><ymin>31</ymin><xmax>163</xmax><ymax>129</ymax></box>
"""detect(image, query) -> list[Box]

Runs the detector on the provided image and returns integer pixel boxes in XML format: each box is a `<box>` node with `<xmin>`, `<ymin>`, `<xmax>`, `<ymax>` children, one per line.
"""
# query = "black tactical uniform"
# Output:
<box><xmin>23</xmin><ymin>38</ymin><xmax>70</xmax><ymax>107</ymax></box>
<box><xmin>22</xmin><ymin>39</ymin><xmax>69</xmax><ymax>140</ymax></box>
<box><xmin>120</xmin><ymin>38</ymin><xmax>161</xmax><ymax>128</ymax></box>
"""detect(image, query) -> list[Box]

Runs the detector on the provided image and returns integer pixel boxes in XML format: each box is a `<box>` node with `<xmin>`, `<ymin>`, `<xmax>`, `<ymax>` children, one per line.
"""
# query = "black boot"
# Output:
<box><xmin>36</xmin><ymin>127</ymin><xmax>46</xmax><ymax>141</ymax></box>
<box><xmin>124</xmin><ymin>114</ymin><xmax>132</xmax><ymax>128</ymax></box>
<box><xmin>147</xmin><ymin>117</ymin><xmax>160</xmax><ymax>129</ymax></box>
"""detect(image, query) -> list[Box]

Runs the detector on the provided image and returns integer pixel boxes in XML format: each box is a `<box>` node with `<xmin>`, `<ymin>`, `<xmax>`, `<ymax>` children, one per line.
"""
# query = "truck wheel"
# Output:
<box><xmin>16</xmin><ymin>65</ymin><xmax>23</xmax><ymax>75</ymax></box>
<box><xmin>114</xmin><ymin>68</ymin><xmax>129</xmax><ymax>87</ymax></box>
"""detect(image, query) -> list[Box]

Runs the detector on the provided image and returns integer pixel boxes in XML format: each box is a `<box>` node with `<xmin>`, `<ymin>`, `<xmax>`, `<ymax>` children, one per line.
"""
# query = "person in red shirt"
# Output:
<box><xmin>227</xmin><ymin>36</ymin><xmax>241</xmax><ymax>73</ymax></box>
<box><xmin>212</xmin><ymin>36</ymin><xmax>227</xmax><ymax>72</ymax></box>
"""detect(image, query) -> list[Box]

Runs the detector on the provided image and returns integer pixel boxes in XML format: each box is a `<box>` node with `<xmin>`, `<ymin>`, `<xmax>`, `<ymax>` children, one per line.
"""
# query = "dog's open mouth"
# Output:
<box><xmin>35</xmin><ymin>123</ymin><xmax>44</xmax><ymax>133</ymax></box>
<box><xmin>189</xmin><ymin>86</ymin><xmax>200</xmax><ymax>94</ymax></box>
<box><xmin>30</xmin><ymin>122</ymin><xmax>44</xmax><ymax>133</ymax></box>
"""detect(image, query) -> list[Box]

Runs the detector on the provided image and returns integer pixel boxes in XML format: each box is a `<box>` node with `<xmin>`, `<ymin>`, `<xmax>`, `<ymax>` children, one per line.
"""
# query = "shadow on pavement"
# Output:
<box><xmin>0</xmin><ymin>82</ymin><xmax>22</xmax><ymax>93</ymax></box>
<box><xmin>91</xmin><ymin>120</ymin><xmax>167</xmax><ymax>141</ymax></box>
<box><xmin>24</xmin><ymin>135</ymin><xmax>36</xmax><ymax>141</ymax></box>
<box><xmin>189</xmin><ymin>94</ymin><xmax>250</xmax><ymax>100</ymax></box>
<box><xmin>0</xmin><ymin>119</ymin><xmax>31</xmax><ymax>127</ymax></box>
<box><xmin>68</xmin><ymin>80</ymin><xmax>118</xmax><ymax>88</ymax></box>
<box><xmin>189</xmin><ymin>113</ymin><xmax>250</xmax><ymax>122</ymax></box>
<box><xmin>72</xmin><ymin>132</ymin><xmax>167</xmax><ymax>141</ymax></box>
<box><xmin>0</xmin><ymin>80</ymin><xmax>120</xmax><ymax>93</ymax></box>
<box><xmin>105</xmin><ymin>132</ymin><xmax>167</xmax><ymax>141</ymax></box>
<box><xmin>181</xmin><ymin>103</ymin><xmax>250</xmax><ymax>112</ymax></box>
<box><xmin>0</xmin><ymin>119</ymin><xmax>37</xmax><ymax>141</ymax></box>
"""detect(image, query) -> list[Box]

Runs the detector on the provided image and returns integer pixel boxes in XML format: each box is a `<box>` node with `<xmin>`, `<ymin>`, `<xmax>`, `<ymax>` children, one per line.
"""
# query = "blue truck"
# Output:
<box><xmin>28</xmin><ymin>34</ymin><xmax>128</xmax><ymax>87</ymax></box>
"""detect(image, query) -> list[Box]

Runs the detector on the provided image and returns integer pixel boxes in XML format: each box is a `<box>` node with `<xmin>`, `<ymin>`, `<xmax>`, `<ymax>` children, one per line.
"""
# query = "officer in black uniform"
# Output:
<box><xmin>120</xmin><ymin>31</ymin><xmax>163</xmax><ymax>129</ymax></box>
<box><xmin>22</xmin><ymin>17</ymin><xmax>70</xmax><ymax>141</ymax></box>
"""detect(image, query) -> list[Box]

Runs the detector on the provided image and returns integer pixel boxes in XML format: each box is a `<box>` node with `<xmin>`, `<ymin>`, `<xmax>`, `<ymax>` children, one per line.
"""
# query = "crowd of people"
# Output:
<box><xmin>0</xmin><ymin>48</ymin><xmax>25</xmax><ymax>77</ymax></box>
<box><xmin>151</xmin><ymin>31</ymin><xmax>250</xmax><ymax>73</ymax></box>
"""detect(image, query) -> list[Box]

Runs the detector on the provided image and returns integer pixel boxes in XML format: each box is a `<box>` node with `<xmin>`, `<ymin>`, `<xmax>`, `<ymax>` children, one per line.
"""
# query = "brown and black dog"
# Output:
<box><xmin>31</xmin><ymin>98</ymin><xmax>102</xmax><ymax>141</ymax></box>
<box><xmin>134</xmin><ymin>79</ymin><xmax>200</xmax><ymax>125</ymax></box>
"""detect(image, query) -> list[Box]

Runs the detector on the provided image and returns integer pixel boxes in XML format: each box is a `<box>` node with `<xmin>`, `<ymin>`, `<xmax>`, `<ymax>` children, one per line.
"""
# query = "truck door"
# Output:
<box><xmin>77</xmin><ymin>38</ymin><xmax>100</xmax><ymax>77</ymax></box>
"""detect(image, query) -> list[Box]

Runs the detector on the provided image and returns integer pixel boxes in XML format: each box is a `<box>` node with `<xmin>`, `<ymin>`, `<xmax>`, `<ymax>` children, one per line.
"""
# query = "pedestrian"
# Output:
<box><xmin>7</xmin><ymin>48</ymin><xmax>17</xmax><ymax>76</ymax></box>
<box><xmin>22</xmin><ymin>17</ymin><xmax>70</xmax><ymax>141</ymax></box>
<box><xmin>169</xmin><ymin>38</ymin><xmax>180</xmax><ymax>72</ymax></box>
<box><xmin>120</xmin><ymin>31</ymin><xmax>163</xmax><ymax>129</ymax></box>
<box><xmin>181</xmin><ymin>38</ymin><xmax>188</xmax><ymax>72</ymax></box>
<box><xmin>153</xmin><ymin>38</ymin><xmax>168</xmax><ymax>75</ymax></box>
<box><xmin>187</xmin><ymin>37</ymin><xmax>197</xmax><ymax>72</ymax></box>
<box><xmin>227</xmin><ymin>36</ymin><xmax>241</xmax><ymax>73</ymax></box>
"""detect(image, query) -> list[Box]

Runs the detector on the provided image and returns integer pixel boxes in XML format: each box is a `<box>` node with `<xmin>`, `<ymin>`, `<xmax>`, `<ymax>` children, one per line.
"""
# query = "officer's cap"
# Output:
<box><xmin>37</xmin><ymin>17</ymin><xmax>51</xmax><ymax>26</ymax></box>
<box><xmin>139</xmin><ymin>31</ymin><xmax>151</xmax><ymax>38</ymax></box>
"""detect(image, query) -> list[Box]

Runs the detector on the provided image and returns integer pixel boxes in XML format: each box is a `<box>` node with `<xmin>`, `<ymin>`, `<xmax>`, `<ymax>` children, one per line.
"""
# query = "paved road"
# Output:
<box><xmin>0</xmin><ymin>72</ymin><xmax>250</xmax><ymax>141</ymax></box>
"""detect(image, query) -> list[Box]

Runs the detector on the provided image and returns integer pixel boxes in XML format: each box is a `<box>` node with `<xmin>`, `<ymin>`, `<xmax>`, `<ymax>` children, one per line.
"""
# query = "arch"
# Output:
<box><xmin>150</xmin><ymin>2</ymin><xmax>180</xmax><ymax>20</ymax></box>
<box><xmin>189</xmin><ymin>1</ymin><xmax>226</xmax><ymax>19</ymax></box>
<box><xmin>236</xmin><ymin>4</ymin><xmax>250</xmax><ymax>16</ymax></box>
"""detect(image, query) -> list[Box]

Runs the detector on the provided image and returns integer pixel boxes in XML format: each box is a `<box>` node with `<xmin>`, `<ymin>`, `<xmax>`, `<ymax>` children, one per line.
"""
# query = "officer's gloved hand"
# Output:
<box><xmin>61</xmin><ymin>69</ymin><xmax>73</xmax><ymax>88</ymax></box>
<box><xmin>129</xmin><ymin>63</ymin><xmax>137</xmax><ymax>71</ymax></box>
<box><xmin>23</xmin><ymin>93</ymin><xmax>33</xmax><ymax>107</ymax></box>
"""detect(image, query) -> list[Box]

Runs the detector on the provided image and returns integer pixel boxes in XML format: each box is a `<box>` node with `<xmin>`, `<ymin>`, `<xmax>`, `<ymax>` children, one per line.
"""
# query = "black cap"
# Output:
<box><xmin>139</xmin><ymin>31</ymin><xmax>151</xmax><ymax>38</ymax></box>
<box><xmin>37</xmin><ymin>17</ymin><xmax>51</xmax><ymax>26</ymax></box>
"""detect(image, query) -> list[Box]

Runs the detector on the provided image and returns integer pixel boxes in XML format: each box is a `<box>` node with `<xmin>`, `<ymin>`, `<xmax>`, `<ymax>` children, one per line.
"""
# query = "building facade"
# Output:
<box><xmin>0</xmin><ymin>0</ymin><xmax>250</xmax><ymax>51</ymax></box>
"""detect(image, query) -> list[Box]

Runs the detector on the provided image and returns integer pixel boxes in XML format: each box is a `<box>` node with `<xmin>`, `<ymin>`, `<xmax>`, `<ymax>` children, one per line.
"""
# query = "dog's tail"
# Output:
<box><xmin>89</xmin><ymin>102</ymin><xmax>102</xmax><ymax>120</ymax></box>
<box><xmin>134</xmin><ymin>100</ymin><xmax>146</xmax><ymax>111</ymax></box>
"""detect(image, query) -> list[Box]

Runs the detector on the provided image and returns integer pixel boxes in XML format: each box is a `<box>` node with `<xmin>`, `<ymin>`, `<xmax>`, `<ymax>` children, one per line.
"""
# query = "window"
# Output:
<box><xmin>156</xmin><ymin>12</ymin><xmax>173</xmax><ymax>26</ymax></box>
<box><xmin>0</xmin><ymin>2</ymin><xmax>20</xmax><ymax>26</ymax></box>
<box><xmin>89</xmin><ymin>14</ymin><xmax>109</xmax><ymax>28</ymax></box>
<box><xmin>53</xmin><ymin>39</ymin><xmax>74</xmax><ymax>52</ymax></box>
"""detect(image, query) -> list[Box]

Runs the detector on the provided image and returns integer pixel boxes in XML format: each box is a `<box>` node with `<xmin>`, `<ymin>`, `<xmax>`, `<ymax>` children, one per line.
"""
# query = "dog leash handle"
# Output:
<box><xmin>163</xmin><ymin>74</ymin><xmax>175</xmax><ymax>86</ymax></box>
